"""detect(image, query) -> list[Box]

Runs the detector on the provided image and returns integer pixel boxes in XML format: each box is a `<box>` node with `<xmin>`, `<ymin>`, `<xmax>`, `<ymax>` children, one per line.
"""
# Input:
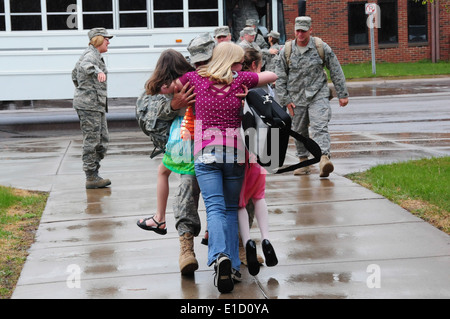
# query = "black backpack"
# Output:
<box><xmin>241</xmin><ymin>88</ymin><xmax>321</xmax><ymax>173</ymax></box>
<box><xmin>135</xmin><ymin>91</ymin><xmax>177</xmax><ymax>158</ymax></box>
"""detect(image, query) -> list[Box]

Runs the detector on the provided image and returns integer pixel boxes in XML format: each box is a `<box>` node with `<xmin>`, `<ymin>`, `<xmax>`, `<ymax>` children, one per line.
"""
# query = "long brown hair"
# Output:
<box><xmin>145</xmin><ymin>49</ymin><xmax>195</xmax><ymax>95</ymax></box>
<box><xmin>242</xmin><ymin>48</ymin><xmax>262</xmax><ymax>72</ymax></box>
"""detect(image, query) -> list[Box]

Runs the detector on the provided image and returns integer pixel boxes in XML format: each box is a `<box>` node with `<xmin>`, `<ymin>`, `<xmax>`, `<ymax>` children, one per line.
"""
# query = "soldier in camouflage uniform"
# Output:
<box><xmin>240</xmin><ymin>25</ymin><xmax>279</xmax><ymax>71</ymax></box>
<box><xmin>142</xmin><ymin>34</ymin><xmax>213</xmax><ymax>276</ymax></box>
<box><xmin>239</xmin><ymin>27</ymin><xmax>261</xmax><ymax>51</ymax></box>
<box><xmin>275</xmin><ymin>17</ymin><xmax>349</xmax><ymax>178</ymax></box>
<box><xmin>231</xmin><ymin>0</ymin><xmax>260</xmax><ymax>41</ymax></box>
<box><xmin>245</xmin><ymin>18</ymin><xmax>269</xmax><ymax>50</ymax></box>
<box><xmin>172</xmin><ymin>35</ymin><xmax>214</xmax><ymax>276</ymax></box>
<box><xmin>72</xmin><ymin>28</ymin><xmax>113</xmax><ymax>189</ymax></box>
<box><xmin>264</xmin><ymin>30</ymin><xmax>282</xmax><ymax>73</ymax></box>
<box><xmin>214</xmin><ymin>26</ymin><xmax>232</xmax><ymax>44</ymax></box>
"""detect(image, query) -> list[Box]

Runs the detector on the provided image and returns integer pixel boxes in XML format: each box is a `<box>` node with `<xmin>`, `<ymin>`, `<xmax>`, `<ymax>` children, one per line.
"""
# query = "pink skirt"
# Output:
<box><xmin>239</xmin><ymin>162</ymin><xmax>266</xmax><ymax>208</ymax></box>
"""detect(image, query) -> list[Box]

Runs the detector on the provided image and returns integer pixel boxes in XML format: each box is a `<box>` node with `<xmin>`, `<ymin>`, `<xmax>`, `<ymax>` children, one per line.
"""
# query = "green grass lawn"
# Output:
<box><xmin>0</xmin><ymin>186</ymin><xmax>48</xmax><ymax>299</ymax></box>
<box><xmin>347</xmin><ymin>157</ymin><xmax>450</xmax><ymax>234</ymax></box>
<box><xmin>339</xmin><ymin>60</ymin><xmax>450</xmax><ymax>79</ymax></box>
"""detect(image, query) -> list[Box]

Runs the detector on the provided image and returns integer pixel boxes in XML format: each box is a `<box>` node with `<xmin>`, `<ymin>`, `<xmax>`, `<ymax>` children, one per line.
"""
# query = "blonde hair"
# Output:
<box><xmin>197</xmin><ymin>42</ymin><xmax>244</xmax><ymax>85</ymax></box>
<box><xmin>89</xmin><ymin>36</ymin><xmax>105</xmax><ymax>48</ymax></box>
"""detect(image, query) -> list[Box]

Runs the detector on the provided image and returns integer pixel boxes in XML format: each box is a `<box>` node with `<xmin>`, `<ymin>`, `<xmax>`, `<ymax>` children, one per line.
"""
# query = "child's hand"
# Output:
<box><xmin>236</xmin><ymin>84</ymin><xmax>249</xmax><ymax>107</ymax></box>
<box><xmin>287</xmin><ymin>102</ymin><xmax>295</xmax><ymax>116</ymax></box>
<box><xmin>236</xmin><ymin>84</ymin><xmax>249</xmax><ymax>99</ymax></box>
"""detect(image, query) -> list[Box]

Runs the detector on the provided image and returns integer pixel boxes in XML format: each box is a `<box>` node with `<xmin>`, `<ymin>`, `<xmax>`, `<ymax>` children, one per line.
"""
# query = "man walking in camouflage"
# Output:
<box><xmin>72</xmin><ymin>28</ymin><xmax>113</xmax><ymax>189</ymax></box>
<box><xmin>275</xmin><ymin>17</ymin><xmax>349</xmax><ymax>177</ymax></box>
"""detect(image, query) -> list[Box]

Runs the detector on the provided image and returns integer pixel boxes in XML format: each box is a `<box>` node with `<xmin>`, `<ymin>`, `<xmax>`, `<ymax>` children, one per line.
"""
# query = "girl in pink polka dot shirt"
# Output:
<box><xmin>168</xmin><ymin>42</ymin><xmax>277</xmax><ymax>293</ymax></box>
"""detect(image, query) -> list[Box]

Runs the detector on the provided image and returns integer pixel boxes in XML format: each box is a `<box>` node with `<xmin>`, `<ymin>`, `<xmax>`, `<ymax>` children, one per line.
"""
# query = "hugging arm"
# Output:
<box><xmin>257</xmin><ymin>71</ymin><xmax>278</xmax><ymax>87</ymax></box>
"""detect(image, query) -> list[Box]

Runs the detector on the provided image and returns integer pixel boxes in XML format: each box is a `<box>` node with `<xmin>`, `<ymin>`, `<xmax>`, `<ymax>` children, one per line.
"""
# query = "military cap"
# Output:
<box><xmin>245</xmin><ymin>19</ymin><xmax>259</xmax><ymax>26</ymax></box>
<box><xmin>295</xmin><ymin>16</ymin><xmax>312</xmax><ymax>31</ymax></box>
<box><xmin>214</xmin><ymin>26</ymin><xmax>231</xmax><ymax>37</ymax></box>
<box><xmin>267</xmin><ymin>30</ymin><xmax>280</xmax><ymax>39</ymax></box>
<box><xmin>242</xmin><ymin>27</ymin><xmax>256</xmax><ymax>36</ymax></box>
<box><xmin>88</xmin><ymin>27</ymin><xmax>113</xmax><ymax>40</ymax></box>
<box><xmin>187</xmin><ymin>33</ymin><xmax>215</xmax><ymax>64</ymax></box>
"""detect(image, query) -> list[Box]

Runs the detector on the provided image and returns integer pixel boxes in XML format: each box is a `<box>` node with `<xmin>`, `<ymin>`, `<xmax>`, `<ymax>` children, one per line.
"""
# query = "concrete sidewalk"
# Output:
<box><xmin>1</xmin><ymin>77</ymin><xmax>449</xmax><ymax>299</ymax></box>
<box><xmin>1</xmin><ymin>127</ymin><xmax>449</xmax><ymax>299</ymax></box>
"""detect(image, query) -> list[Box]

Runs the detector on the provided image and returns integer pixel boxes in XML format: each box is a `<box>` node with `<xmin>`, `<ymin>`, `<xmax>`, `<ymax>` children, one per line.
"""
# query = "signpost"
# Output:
<box><xmin>365</xmin><ymin>3</ymin><xmax>377</xmax><ymax>75</ymax></box>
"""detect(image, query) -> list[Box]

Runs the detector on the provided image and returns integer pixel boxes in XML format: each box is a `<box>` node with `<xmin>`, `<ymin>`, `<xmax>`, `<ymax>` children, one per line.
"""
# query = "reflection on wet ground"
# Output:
<box><xmin>4</xmin><ymin>129</ymin><xmax>449</xmax><ymax>299</ymax></box>
<box><xmin>0</xmin><ymin>98</ymin><xmax>137</xmax><ymax>111</ymax></box>
<box><xmin>344</xmin><ymin>77</ymin><xmax>450</xmax><ymax>97</ymax></box>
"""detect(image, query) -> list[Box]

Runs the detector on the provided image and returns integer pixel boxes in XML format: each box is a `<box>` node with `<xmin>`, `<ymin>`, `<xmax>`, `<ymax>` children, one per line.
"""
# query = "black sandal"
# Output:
<box><xmin>137</xmin><ymin>216</ymin><xmax>167</xmax><ymax>235</ymax></box>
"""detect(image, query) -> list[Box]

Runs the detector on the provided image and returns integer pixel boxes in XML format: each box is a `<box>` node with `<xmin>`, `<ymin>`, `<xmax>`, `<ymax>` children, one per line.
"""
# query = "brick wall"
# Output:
<box><xmin>282</xmin><ymin>0</ymin><xmax>449</xmax><ymax>64</ymax></box>
<box><xmin>439</xmin><ymin>1</ymin><xmax>450</xmax><ymax>61</ymax></box>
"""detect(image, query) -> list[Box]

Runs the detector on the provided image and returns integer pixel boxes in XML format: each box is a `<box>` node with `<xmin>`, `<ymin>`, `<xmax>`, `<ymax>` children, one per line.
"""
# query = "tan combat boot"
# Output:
<box><xmin>86</xmin><ymin>172</ymin><xmax>111</xmax><ymax>189</ymax></box>
<box><xmin>293</xmin><ymin>156</ymin><xmax>311</xmax><ymax>175</ymax></box>
<box><xmin>179</xmin><ymin>232</ymin><xmax>199</xmax><ymax>276</ymax></box>
<box><xmin>319</xmin><ymin>155</ymin><xmax>334</xmax><ymax>178</ymax></box>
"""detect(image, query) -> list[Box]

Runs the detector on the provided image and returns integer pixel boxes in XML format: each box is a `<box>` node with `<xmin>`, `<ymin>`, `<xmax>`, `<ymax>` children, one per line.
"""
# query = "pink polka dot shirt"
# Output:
<box><xmin>179</xmin><ymin>71</ymin><xmax>259</xmax><ymax>155</ymax></box>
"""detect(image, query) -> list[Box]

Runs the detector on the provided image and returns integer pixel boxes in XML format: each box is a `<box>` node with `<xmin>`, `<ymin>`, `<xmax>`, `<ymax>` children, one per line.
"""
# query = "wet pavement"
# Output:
<box><xmin>343</xmin><ymin>75</ymin><xmax>450</xmax><ymax>97</ymax></box>
<box><xmin>0</xmin><ymin>77</ymin><xmax>449</xmax><ymax>299</ymax></box>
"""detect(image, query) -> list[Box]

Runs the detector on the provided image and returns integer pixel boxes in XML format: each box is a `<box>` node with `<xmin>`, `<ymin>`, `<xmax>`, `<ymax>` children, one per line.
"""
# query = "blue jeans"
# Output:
<box><xmin>194</xmin><ymin>149</ymin><xmax>245</xmax><ymax>271</ymax></box>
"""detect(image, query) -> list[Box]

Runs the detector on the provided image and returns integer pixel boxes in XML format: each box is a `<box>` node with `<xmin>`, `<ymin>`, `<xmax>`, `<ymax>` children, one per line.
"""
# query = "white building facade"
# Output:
<box><xmin>0</xmin><ymin>0</ymin><xmax>284</xmax><ymax>101</ymax></box>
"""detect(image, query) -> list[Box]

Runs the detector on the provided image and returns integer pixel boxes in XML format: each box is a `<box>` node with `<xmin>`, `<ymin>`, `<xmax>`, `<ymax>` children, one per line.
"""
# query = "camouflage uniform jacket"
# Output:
<box><xmin>72</xmin><ymin>45</ymin><xmax>108</xmax><ymax>113</ymax></box>
<box><xmin>275</xmin><ymin>37</ymin><xmax>348</xmax><ymax>107</ymax></box>
<box><xmin>239</xmin><ymin>39</ymin><xmax>261</xmax><ymax>51</ymax></box>
<box><xmin>255</xmin><ymin>33</ymin><xmax>269</xmax><ymax>49</ymax></box>
<box><xmin>264</xmin><ymin>43</ymin><xmax>282</xmax><ymax>73</ymax></box>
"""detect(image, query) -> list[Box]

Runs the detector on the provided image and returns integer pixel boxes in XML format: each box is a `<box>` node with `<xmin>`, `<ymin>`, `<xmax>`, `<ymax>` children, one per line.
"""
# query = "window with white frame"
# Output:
<box><xmin>82</xmin><ymin>0</ymin><xmax>114</xmax><ymax>30</ymax></box>
<box><xmin>119</xmin><ymin>0</ymin><xmax>148</xmax><ymax>28</ymax></box>
<box><xmin>10</xmin><ymin>0</ymin><xmax>42</xmax><ymax>31</ymax></box>
<box><xmin>152</xmin><ymin>0</ymin><xmax>219</xmax><ymax>28</ymax></box>
<box><xmin>152</xmin><ymin>0</ymin><xmax>183</xmax><ymax>28</ymax></box>
<box><xmin>188</xmin><ymin>0</ymin><xmax>219</xmax><ymax>27</ymax></box>
<box><xmin>46</xmin><ymin>0</ymin><xmax>77</xmax><ymax>30</ymax></box>
<box><xmin>0</xmin><ymin>0</ymin><xmax>221</xmax><ymax>31</ymax></box>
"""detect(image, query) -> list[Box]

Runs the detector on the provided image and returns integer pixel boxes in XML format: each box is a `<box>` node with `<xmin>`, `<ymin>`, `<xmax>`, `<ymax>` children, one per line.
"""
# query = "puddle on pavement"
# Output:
<box><xmin>87</xmin><ymin>286</ymin><xmax>120</xmax><ymax>298</ymax></box>
<box><xmin>346</xmin><ymin>80</ymin><xmax>450</xmax><ymax>97</ymax></box>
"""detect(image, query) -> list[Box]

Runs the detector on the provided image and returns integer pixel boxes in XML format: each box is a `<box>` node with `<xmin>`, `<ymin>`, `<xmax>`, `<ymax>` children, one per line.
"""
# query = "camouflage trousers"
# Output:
<box><xmin>174</xmin><ymin>174</ymin><xmax>201</xmax><ymax>237</ymax></box>
<box><xmin>291</xmin><ymin>97</ymin><xmax>332</xmax><ymax>158</ymax></box>
<box><xmin>76</xmin><ymin>109</ymin><xmax>109</xmax><ymax>174</ymax></box>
